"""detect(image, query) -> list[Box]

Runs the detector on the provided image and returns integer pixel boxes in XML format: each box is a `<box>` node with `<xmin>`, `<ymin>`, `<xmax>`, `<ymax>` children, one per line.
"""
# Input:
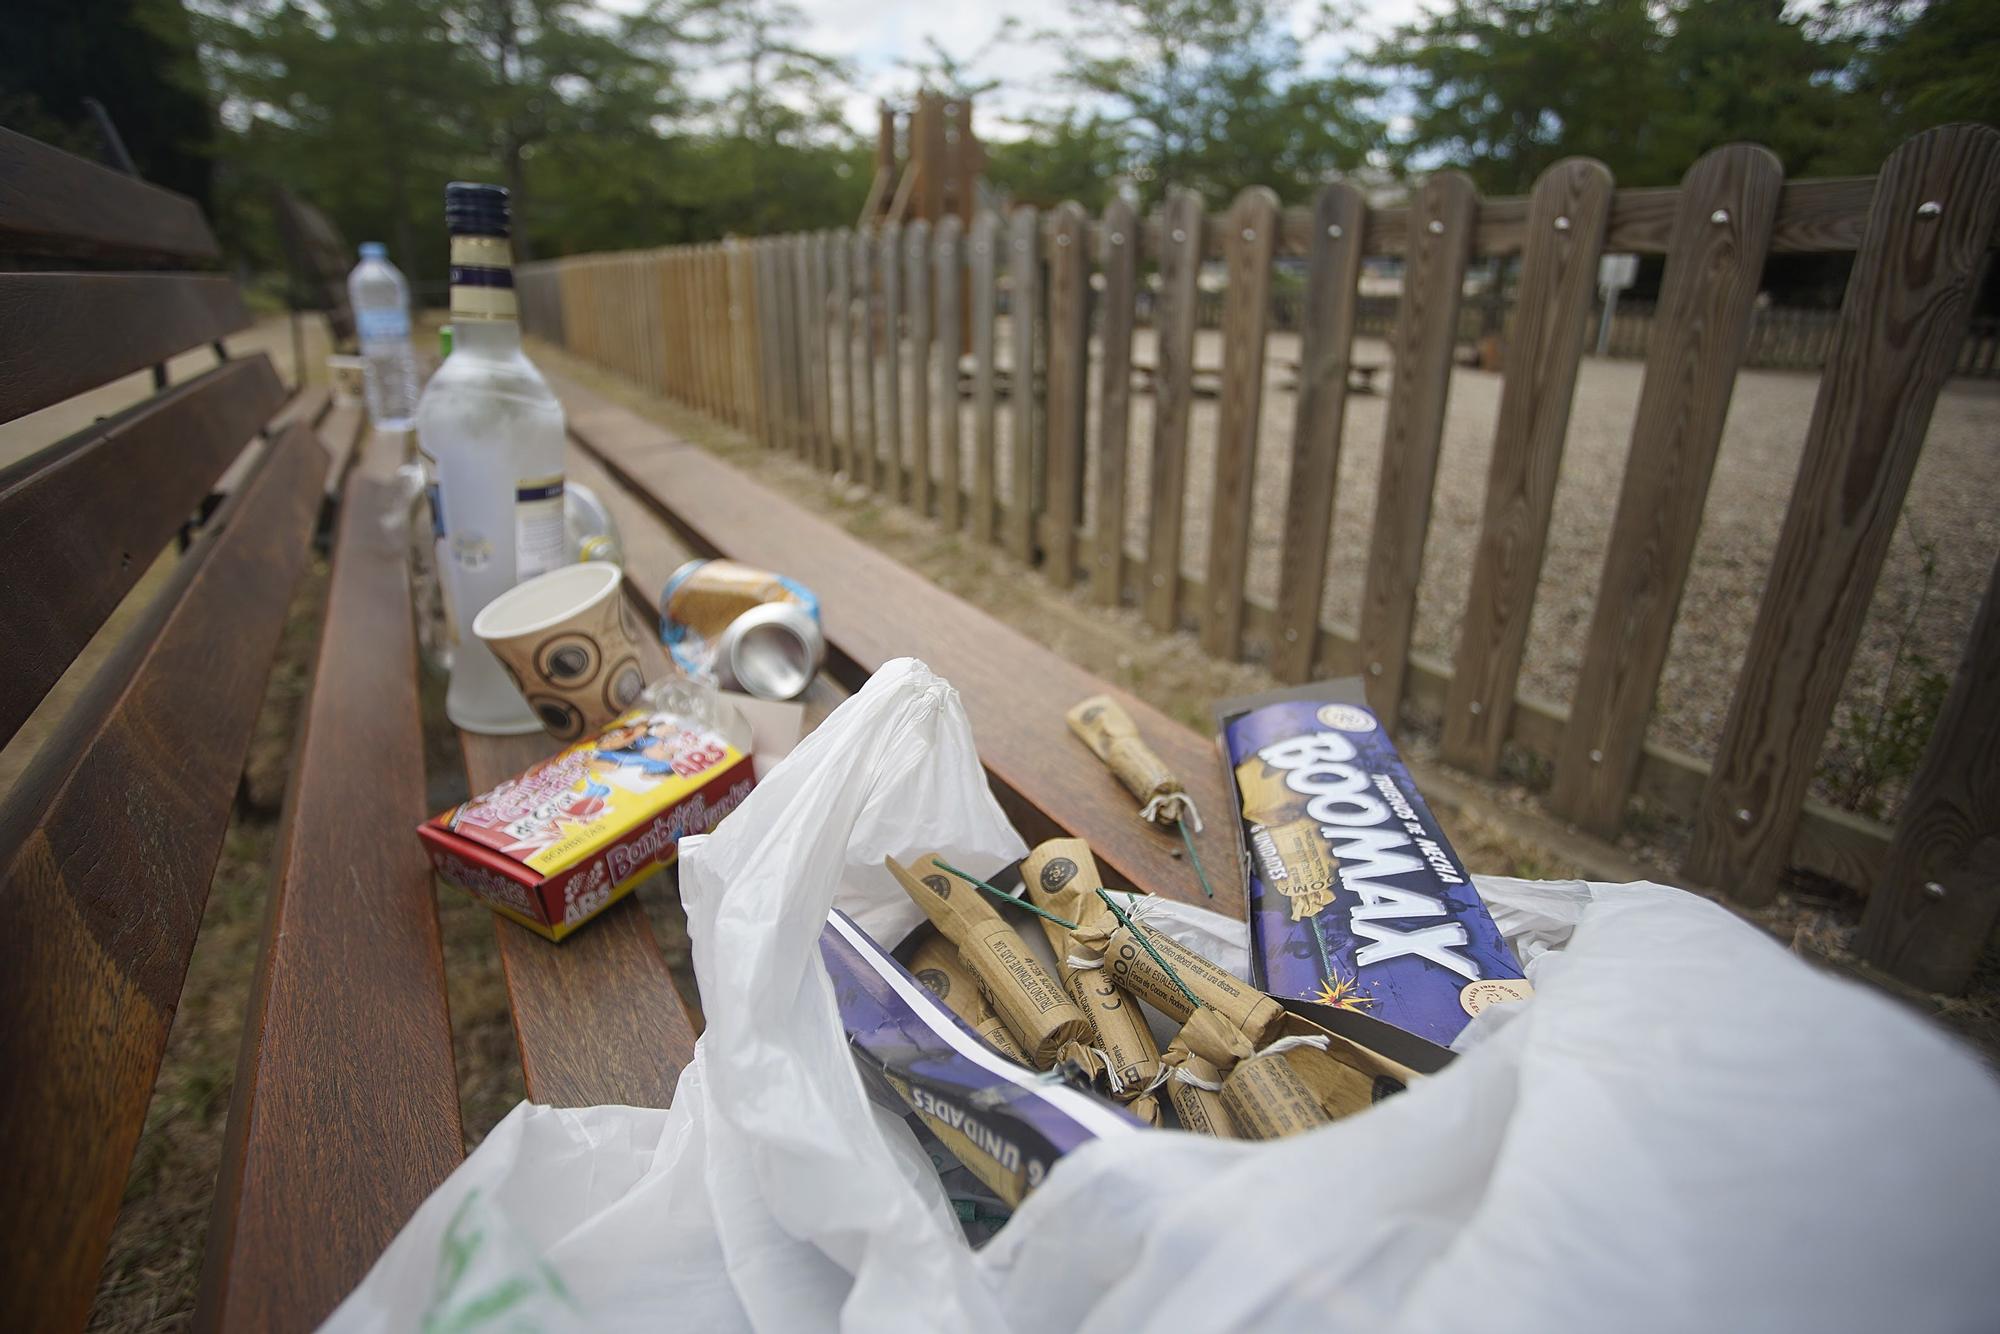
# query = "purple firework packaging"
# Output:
<box><xmin>1217</xmin><ymin>681</ymin><xmax>1530</xmax><ymax>1065</ymax></box>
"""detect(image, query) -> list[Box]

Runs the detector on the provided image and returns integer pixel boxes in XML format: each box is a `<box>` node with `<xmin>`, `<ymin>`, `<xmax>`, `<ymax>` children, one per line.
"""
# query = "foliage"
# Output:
<box><xmin>1371</xmin><ymin>0</ymin><xmax>1880</xmax><ymax>193</ymax></box>
<box><xmin>1047</xmin><ymin>0</ymin><xmax>1380</xmax><ymax>206</ymax></box>
<box><xmin>1821</xmin><ymin>529</ymin><xmax>1954</xmax><ymax>821</ymax></box>
<box><xmin>986</xmin><ymin>112</ymin><xmax>1128</xmax><ymax>211</ymax></box>
<box><xmin>1841</xmin><ymin>0</ymin><xmax>2000</xmax><ymax>133</ymax></box>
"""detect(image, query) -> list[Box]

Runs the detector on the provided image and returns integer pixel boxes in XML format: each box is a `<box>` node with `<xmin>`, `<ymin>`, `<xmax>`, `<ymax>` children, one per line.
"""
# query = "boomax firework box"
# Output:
<box><xmin>1217</xmin><ymin>681</ymin><xmax>1530</xmax><ymax>1068</ymax></box>
<box><xmin>418</xmin><ymin>706</ymin><xmax>754</xmax><ymax>940</ymax></box>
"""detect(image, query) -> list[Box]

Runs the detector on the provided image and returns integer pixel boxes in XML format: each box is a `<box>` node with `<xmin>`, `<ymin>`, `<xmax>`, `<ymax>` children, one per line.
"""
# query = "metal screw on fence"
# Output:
<box><xmin>1468</xmin><ymin>700</ymin><xmax>1483</xmax><ymax>715</ymax></box>
<box><xmin>1917</xmin><ymin>200</ymin><xmax>1943</xmax><ymax>219</ymax></box>
<box><xmin>1735</xmin><ymin>807</ymin><xmax>1754</xmax><ymax>824</ymax></box>
<box><xmin>1110</xmin><ymin>232</ymin><xmax>1125</xmax><ymax>245</ymax></box>
<box><xmin>1924</xmin><ymin>881</ymin><xmax>1948</xmax><ymax>900</ymax></box>
<box><xmin>1171</xmin><ymin>229</ymin><xmax>1187</xmax><ymax>243</ymax></box>
<box><xmin>1241</xmin><ymin>228</ymin><xmax>1256</xmax><ymax>241</ymax></box>
<box><xmin>1327</xmin><ymin>224</ymin><xmax>1343</xmax><ymax>239</ymax></box>
<box><xmin>1368</xmin><ymin>661</ymin><xmax>1383</xmax><ymax>676</ymax></box>
<box><xmin>1284</xmin><ymin>628</ymin><xmax>1298</xmax><ymax>642</ymax></box>
<box><xmin>1057</xmin><ymin>233</ymin><xmax>1071</xmax><ymax>247</ymax></box>
<box><xmin>1711</xmin><ymin>208</ymin><xmax>1731</xmax><ymax>225</ymax></box>
<box><xmin>1427</xmin><ymin>219</ymin><xmax>1445</xmax><ymax>235</ymax></box>
<box><xmin>1554</xmin><ymin>215</ymin><xmax>1571</xmax><ymax>231</ymax></box>
<box><xmin>1589</xmin><ymin>748</ymin><xmax>1604</xmax><ymax>764</ymax></box>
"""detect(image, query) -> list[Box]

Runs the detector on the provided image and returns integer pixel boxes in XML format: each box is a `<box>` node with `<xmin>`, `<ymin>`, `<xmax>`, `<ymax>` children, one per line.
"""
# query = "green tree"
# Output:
<box><xmin>986</xmin><ymin>111</ymin><xmax>1126</xmax><ymax>210</ymax></box>
<box><xmin>1845</xmin><ymin>0</ymin><xmax>2000</xmax><ymax>136</ymax></box>
<box><xmin>1052</xmin><ymin>0</ymin><xmax>1380</xmax><ymax>205</ymax></box>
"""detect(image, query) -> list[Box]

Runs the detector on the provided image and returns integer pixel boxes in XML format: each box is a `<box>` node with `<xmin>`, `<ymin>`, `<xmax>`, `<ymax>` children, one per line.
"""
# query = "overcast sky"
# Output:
<box><xmin>678</xmin><ymin>0</ymin><xmax>1438</xmax><ymax>142</ymax></box>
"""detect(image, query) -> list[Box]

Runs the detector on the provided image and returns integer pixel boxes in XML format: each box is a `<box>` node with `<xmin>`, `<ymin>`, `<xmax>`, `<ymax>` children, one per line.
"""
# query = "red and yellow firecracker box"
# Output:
<box><xmin>418</xmin><ymin>707</ymin><xmax>754</xmax><ymax>940</ymax></box>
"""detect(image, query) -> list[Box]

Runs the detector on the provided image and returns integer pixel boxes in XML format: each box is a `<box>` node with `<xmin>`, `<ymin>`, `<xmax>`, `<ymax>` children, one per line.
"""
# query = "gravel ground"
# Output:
<box><xmin>881</xmin><ymin>323</ymin><xmax>1999</xmax><ymax>816</ymax></box>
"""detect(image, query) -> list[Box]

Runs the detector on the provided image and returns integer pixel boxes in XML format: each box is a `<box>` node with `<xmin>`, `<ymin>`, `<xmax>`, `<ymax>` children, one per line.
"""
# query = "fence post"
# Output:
<box><xmin>832</xmin><ymin>232</ymin><xmax>853</xmax><ymax>475</ymax></box>
<box><xmin>906</xmin><ymin>220</ymin><xmax>934</xmax><ymax>513</ymax></box>
<box><xmin>1687</xmin><ymin>124</ymin><xmax>2000</xmax><ymax>903</ymax></box>
<box><xmin>934</xmin><ymin>216</ymin><xmax>964</xmax><ymax>530</ymax></box>
<box><xmin>1200</xmin><ymin>186</ymin><xmax>1280</xmax><ymax>660</ymax></box>
<box><xmin>1855</xmin><ymin>552</ymin><xmax>2000</xmax><ymax>992</ymax></box>
<box><xmin>1442</xmin><ymin>158</ymin><xmax>1613</xmax><ymax>774</ymax></box>
<box><xmin>1142</xmin><ymin>188</ymin><xmax>1204</xmax><ymax>632</ymax></box>
<box><xmin>1006</xmin><ymin>206</ymin><xmax>1040</xmax><ymax>563</ymax></box>
<box><xmin>1043</xmin><ymin>202</ymin><xmax>1090</xmax><ymax>587</ymax></box>
<box><xmin>812</xmin><ymin>233</ymin><xmax>834</xmax><ymax>470</ymax></box>
<box><xmin>1271</xmin><ymin>182</ymin><xmax>1367</xmax><ymax>682</ymax></box>
<box><xmin>970</xmin><ymin>212</ymin><xmax>1000</xmax><ymax>544</ymax></box>
<box><xmin>1547</xmin><ymin>145</ymin><xmax>1785</xmax><ymax>835</ymax></box>
<box><xmin>1356</xmin><ymin>171</ymin><xmax>1477</xmax><ymax>727</ymax></box>
<box><xmin>1090</xmin><ymin>196</ymin><xmax>1139</xmax><ymax>606</ymax></box>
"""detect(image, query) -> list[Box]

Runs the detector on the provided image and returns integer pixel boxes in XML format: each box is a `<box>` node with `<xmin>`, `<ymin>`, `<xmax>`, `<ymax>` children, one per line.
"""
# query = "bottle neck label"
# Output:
<box><xmin>450</xmin><ymin>234</ymin><xmax>517</xmax><ymax>321</ymax></box>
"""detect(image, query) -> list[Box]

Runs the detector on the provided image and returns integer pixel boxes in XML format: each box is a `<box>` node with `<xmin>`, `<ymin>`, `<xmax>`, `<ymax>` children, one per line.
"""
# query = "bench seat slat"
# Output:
<box><xmin>0</xmin><ymin>355</ymin><xmax>287</xmax><ymax>747</ymax></box>
<box><xmin>0</xmin><ymin>127</ymin><xmax>220</xmax><ymax>264</ymax></box>
<box><xmin>462</xmin><ymin>732</ymin><xmax>702</xmax><ymax>1108</ymax></box>
<box><xmin>552</xmin><ymin>373</ymin><xmax>1243</xmax><ymax>917</ymax></box>
<box><xmin>0</xmin><ymin>272</ymin><xmax>251</xmax><ymax>425</ymax></box>
<box><xmin>196</xmin><ymin>429</ymin><xmax>464</xmax><ymax>1333</ymax></box>
<box><xmin>0</xmin><ymin>424</ymin><xmax>326</xmax><ymax>1333</ymax></box>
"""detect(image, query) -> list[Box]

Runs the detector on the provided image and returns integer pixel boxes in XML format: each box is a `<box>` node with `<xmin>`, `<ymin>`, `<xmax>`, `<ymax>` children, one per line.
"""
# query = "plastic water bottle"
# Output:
<box><xmin>347</xmin><ymin>242</ymin><xmax>421</xmax><ymax>431</ymax></box>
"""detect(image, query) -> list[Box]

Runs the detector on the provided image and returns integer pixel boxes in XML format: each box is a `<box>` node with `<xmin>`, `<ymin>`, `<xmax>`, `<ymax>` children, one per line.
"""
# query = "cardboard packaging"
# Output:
<box><xmin>1216</xmin><ymin>681</ymin><xmax>1531</xmax><ymax>1066</ymax></box>
<box><xmin>418</xmin><ymin>705</ymin><xmax>753</xmax><ymax>940</ymax></box>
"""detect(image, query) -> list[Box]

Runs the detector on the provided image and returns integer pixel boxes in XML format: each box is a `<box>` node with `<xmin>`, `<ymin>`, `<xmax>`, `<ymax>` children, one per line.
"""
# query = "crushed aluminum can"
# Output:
<box><xmin>659</xmin><ymin>558</ymin><xmax>824</xmax><ymax>700</ymax></box>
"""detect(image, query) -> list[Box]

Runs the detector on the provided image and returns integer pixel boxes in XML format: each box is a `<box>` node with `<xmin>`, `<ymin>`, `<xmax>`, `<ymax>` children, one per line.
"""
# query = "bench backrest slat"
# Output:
<box><xmin>0</xmin><ymin>127</ymin><xmax>221</xmax><ymax>264</ymax></box>
<box><xmin>0</xmin><ymin>356</ymin><xmax>286</xmax><ymax>747</ymax></box>
<box><xmin>0</xmin><ymin>425</ymin><xmax>326</xmax><ymax>1333</ymax></box>
<box><xmin>0</xmin><ymin>272</ymin><xmax>251</xmax><ymax>424</ymax></box>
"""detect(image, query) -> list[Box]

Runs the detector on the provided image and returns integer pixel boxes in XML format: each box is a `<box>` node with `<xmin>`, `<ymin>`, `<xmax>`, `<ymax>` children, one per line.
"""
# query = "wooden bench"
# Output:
<box><xmin>1</xmin><ymin>128</ymin><xmax>1240</xmax><ymax>1330</ymax></box>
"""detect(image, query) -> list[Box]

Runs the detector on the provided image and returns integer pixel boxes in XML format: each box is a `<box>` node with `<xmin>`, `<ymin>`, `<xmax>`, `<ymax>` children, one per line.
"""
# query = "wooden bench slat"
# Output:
<box><xmin>1686</xmin><ymin>124</ymin><xmax>2000</xmax><ymax>902</ymax></box>
<box><xmin>555</xmin><ymin>374</ymin><xmax>1242</xmax><ymax>919</ymax></box>
<box><xmin>0</xmin><ymin>127</ymin><xmax>220</xmax><ymax>264</ymax></box>
<box><xmin>1442</xmin><ymin>158</ymin><xmax>1613</xmax><ymax>774</ymax></box>
<box><xmin>461</xmin><ymin>731</ymin><xmax>702</xmax><ymax>1108</ymax></box>
<box><xmin>1270</xmin><ymin>182</ymin><xmax>1368</xmax><ymax>682</ymax></box>
<box><xmin>0</xmin><ymin>355</ymin><xmax>286</xmax><ymax>747</ymax></box>
<box><xmin>0</xmin><ymin>423</ymin><xmax>324</xmax><ymax>1333</ymax></box>
<box><xmin>197</xmin><ymin>429</ymin><xmax>463</xmax><ymax>1333</ymax></box>
<box><xmin>0</xmin><ymin>272</ymin><xmax>251</xmax><ymax>426</ymax></box>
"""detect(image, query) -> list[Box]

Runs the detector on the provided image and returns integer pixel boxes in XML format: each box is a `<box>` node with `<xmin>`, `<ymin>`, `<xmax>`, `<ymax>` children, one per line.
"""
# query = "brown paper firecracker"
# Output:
<box><xmin>1021</xmin><ymin>839</ymin><xmax>1165</xmax><ymax>1102</ymax></box>
<box><xmin>1067</xmin><ymin>696</ymin><xmax>1217</xmax><ymax>899</ymax></box>
<box><xmin>1075</xmin><ymin>915</ymin><xmax>1285</xmax><ymax>1050</ymax></box>
<box><xmin>910</xmin><ymin>934</ymin><xmax>1027</xmax><ymax>1063</ymax></box>
<box><xmin>1161</xmin><ymin>1008</ymin><xmax>1252</xmax><ymax>1138</ymax></box>
<box><xmin>887</xmin><ymin>855</ymin><xmax>1093</xmax><ymax>1069</ymax></box>
<box><xmin>1221</xmin><ymin>1047</ymin><xmax>1334</xmax><ymax>1140</ymax></box>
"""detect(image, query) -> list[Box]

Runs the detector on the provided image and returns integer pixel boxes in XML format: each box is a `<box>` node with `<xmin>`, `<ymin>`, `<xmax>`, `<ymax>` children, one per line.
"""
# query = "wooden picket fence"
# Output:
<box><xmin>516</xmin><ymin>125</ymin><xmax>2000</xmax><ymax>992</ymax></box>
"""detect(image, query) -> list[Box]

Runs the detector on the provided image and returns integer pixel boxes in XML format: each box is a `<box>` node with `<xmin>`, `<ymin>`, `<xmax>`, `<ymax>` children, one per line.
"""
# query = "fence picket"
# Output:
<box><xmin>1044</xmin><ymin>202</ymin><xmax>1090</xmax><ymax>587</ymax></box>
<box><xmin>1091</xmin><ymin>196</ymin><xmax>1139</xmax><ymax>606</ymax></box>
<box><xmin>1271</xmin><ymin>183</ymin><xmax>1367</xmax><ymax>681</ymax></box>
<box><xmin>1687</xmin><ymin>124</ymin><xmax>2000</xmax><ymax>903</ymax></box>
<box><xmin>880</xmin><ymin>225</ymin><xmax>904</xmax><ymax>501</ymax></box>
<box><xmin>971</xmin><ymin>212</ymin><xmax>999</xmax><ymax>544</ymax></box>
<box><xmin>1855</xmin><ymin>551</ymin><xmax>2000</xmax><ymax>991</ymax></box>
<box><xmin>791</xmin><ymin>236</ymin><xmax>813</xmax><ymax>458</ymax></box>
<box><xmin>906</xmin><ymin>220</ymin><xmax>934</xmax><ymax>513</ymax></box>
<box><xmin>1200</xmin><ymin>187</ymin><xmax>1280</xmax><ymax>659</ymax></box>
<box><xmin>1355</xmin><ymin>172</ymin><xmax>1477</xmax><ymax>725</ymax></box>
<box><xmin>1548</xmin><ymin>145</ymin><xmax>1785</xmax><ymax>834</ymax></box>
<box><xmin>832</xmin><ymin>232</ymin><xmax>853</xmax><ymax>474</ymax></box>
<box><xmin>855</xmin><ymin>232</ymin><xmax>878</xmax><ymax>490</ymax></box>
<box><xmin>812</xmin><ymin>234</ymin><xmax>833</xmax><ymax>470</ymax></box>
<box><xmin>1142</xmin><ymin>188</ymin><xmax>1204</xmax><ymax>631</ymax></box>
<box><xmin>1442</xmin><ymin>158</ymin><xmax>1613</xmax><ymax>773</ymax></box>
<box><xmin>1007</xmin><ymin>207</ymin><xmax>1040</xmax><ymax>563</ymax></box>
<box><xmin>934</xmin><ymin>216</ymin><xmax>964</xmax><ymax>530</ymax></box>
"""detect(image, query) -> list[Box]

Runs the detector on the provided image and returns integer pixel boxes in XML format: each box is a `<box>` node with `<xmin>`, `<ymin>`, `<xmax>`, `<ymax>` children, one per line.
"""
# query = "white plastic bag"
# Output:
<box><xmin>327</xmin><ymin>660</ymin><xmax>2000</xmax><ymax>1333</ymax></box>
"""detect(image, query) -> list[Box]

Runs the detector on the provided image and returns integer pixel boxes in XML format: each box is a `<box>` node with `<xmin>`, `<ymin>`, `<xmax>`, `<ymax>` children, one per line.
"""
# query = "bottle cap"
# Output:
<box><xmin>359</xmin><ymin>241</ymin><xmax>387</xmax><ymax>259</ymax></box>
<box><xmin>445</xmin><ymin>182</ymin><xmax>510</xmax><ymax>238</ymax></box>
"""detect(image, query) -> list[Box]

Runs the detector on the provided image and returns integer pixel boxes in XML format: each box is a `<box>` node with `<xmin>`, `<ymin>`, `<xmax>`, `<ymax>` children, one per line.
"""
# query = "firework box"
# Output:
<box><xmin>819</xmin><ymin>908</ymin><xmax>1143</xmax><ymax>1208</ymax></box>
<box><xmin>1217</xmin><ymin>681</ymin><xmax>1530</xmax><ymax>1070</ymax></box>
<box><xmin>418</xmin><ymin>706</ymin><xmax>754</xmax><ymax>941</ymax></box>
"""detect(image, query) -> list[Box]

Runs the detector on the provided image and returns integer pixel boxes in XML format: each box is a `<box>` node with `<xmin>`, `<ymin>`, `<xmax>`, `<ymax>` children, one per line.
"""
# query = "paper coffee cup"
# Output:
<box><xmin>472</xmin><ymin>563</ymin><xmax>658</xmax><ymax>741</ymax></box>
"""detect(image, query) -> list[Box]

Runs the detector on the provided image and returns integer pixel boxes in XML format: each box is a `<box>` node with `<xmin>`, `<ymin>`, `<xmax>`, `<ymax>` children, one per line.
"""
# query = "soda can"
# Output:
<box><xmin>659</xmin><ymin>558</ymin><xmax>824</xmax><ymax>700</ymax></box>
